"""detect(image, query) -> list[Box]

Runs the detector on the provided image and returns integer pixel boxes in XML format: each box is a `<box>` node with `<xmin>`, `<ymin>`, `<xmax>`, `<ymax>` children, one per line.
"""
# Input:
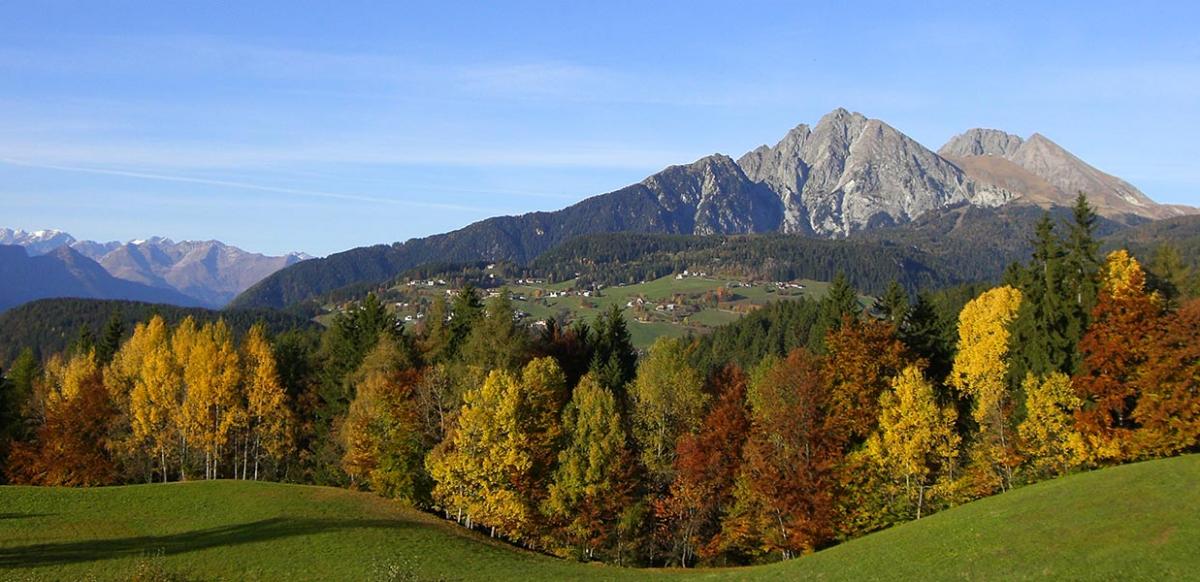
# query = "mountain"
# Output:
<box><xmin>233</xmin><ymin>108</ymin><xmax>1187</xmax><ymax>309</ymax></box>
<box><xmin>1</xmin><ymin>230</ymin><xmax>310</xmax><ymax>307</ymax></box>
<box><xmin>939</xmin><ymin>128</ymin><xmax>1196</xmax><ymax>220</ymax></box>
<box><xmin>0</xmin><ymin>245</ymin><xmax>204</xmax><ymax>313</ymax></box>
<box><xmin>737</xmin><ymin>109</ymin><xmax>1012</xmax><ymax>235</ymax></box>
<box><xmin>0</xmin><ymin>228</ymin><xmax>78</xmax><ymax>255</ymax></box>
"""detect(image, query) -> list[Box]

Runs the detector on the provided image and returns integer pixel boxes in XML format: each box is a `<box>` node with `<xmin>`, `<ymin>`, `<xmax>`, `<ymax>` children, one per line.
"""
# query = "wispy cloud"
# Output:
<box><xmin>0</xmin><ymin>157</ymin><xmax>513</xmax><ymax>214</ymax></box>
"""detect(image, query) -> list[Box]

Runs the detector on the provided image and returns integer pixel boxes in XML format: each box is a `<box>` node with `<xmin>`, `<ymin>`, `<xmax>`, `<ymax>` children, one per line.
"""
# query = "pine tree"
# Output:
<box><xmin>900</xmin><ymin>293</ymin><xmax>954</xmax><ymax>383</ymax></box>
<box><xmin>97</xmin><ymin>309</ymin><xmax>125</xmax><ymax>365</ymax></box>
<box><xmin>874</xmin><ymin>280</ymin><xmax>910</xmax><ymax>325</ymax></box>
<box><xmin>461</xmin><ymin>288</ymin><xmax>529</xmax><ymax>372</ymax></box>
<box><xmin>590</xmin><ymin>305</ymin><xmax>637</xmax><ymax>403</ymax></box>
<box><xmin>447</xmin><ymin>284</ymin><xmax>484</xmax><ymax>358</ymax></box>
<box><xmin>817</xmin><ymin>271</ymin><xmax>861</xmax><ymax>345</ymax></box>
<box><xmin>1009</xmin><ymin>213</ymin><xmax>1072</xmax><ymax>386</ymax></box>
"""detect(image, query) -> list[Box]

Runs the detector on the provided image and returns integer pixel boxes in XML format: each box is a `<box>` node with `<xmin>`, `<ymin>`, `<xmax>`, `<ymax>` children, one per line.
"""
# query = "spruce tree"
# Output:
<box><xmin>900</xmin><ymin>293</ymin><xmax>954</xmax><ymax>385</ymax></box>
<box><xmin>1009</xmin><ymin>213</ymin><xmax>1072</xmax><ymax>386</ymax></box>
<box><xmin>97</xmin><ymin>310</ymin><xmax>125</xmax><ymax>365</ymax></box>
<box><xmin>1061</xmin><ymin>193</ymin><xmax>1100</xmax><ymax>368</ymax></box>
<box><xmin>814</xmin><ymin>271</ymin><xmax>861</xmax><ymax>350</ymax></box>
<box><xmin>589</xmin><ymin>305</ymin><xmax>637</xmax><ymax>409</ymax></box>
<box><xmin>461</xmin><ymin>289</ymin><xmax>528</xmax><ymax>372</ymax></box>
<box><xmin>875</xmin><ymin>280</ymin><xmax>910</xmax><ymax>325</ymax></box>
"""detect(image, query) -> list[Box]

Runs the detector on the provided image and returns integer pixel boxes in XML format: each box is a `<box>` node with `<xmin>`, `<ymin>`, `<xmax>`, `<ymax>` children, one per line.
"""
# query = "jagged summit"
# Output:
<box><xmin>940</xmin><ymin>128</ymin><xmax>1191</xmax><ymax>219</ymax></box>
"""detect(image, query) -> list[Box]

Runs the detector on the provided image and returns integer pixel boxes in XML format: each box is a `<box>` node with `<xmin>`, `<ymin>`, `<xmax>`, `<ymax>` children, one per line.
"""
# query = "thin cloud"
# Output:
<box><xmin>0</xmin><ymin>158</ymin><xmax>511</xmax><ymax>214</ymax></box>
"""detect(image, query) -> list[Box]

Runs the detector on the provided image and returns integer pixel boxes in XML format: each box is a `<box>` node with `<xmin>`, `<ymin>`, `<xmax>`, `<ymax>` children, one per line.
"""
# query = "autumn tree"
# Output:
<box><xmin>865</xmin><ymin>365</ymin><xmax>959</xmax><ymax>520</ymax></box>
<box><xmin>630</xmin><ymin>337</ymin><xmax>708</xmax><ymax>489</ymax></box>
<box><xmin>1074</xmin><ymin>250</ymin><xmax>1164</xmax><ymax>462</ymax></box>
<box><xmin>342</xmin><ymin>336</ymin><xmax>430</xmax><ymax>503</ymax></box>
<box><xmin>1017</xmin><ymin>372</ymin><xmax>1085</xmax><ymax>480</ymax></box>
<box><xmin>242</xmin><ymin>324</ymin><xmax>293</xmax><ymax>480</ymax></box>
<box><xmin>655</xmin><ymin>365</ymin><xmax>750</xmax><ymax>567</ymax></box>
<box><xmin>544</xmin><ymin>373</ymin><xmax>634</xmax><ymax>560</ymax></box>
<box><xmin>719</xmin><ymin>349</ymin><xmax>841</xmax><ymax>560</ymax></box>
<box><xmin>825</xmin><ymin>317</ymin><xmax>910</xmax><ymax>444</ymax></box>
<box><xmin>179</xmin><ymin>320</ymin><xmax>243</xmax><ymax>480</ymax></box>
<box><xmin>9</xmin><ymin>350</ymin><xmax>116</xmax><ymax>486</ymax></box>
<box><xmin>950</xmin><ymin>285</ymin><xmax>1023</xmax><ymax>493</ymax></box>
<box><xmin>128</xmin><ymin>320</ymin><xmax>182</xmax><ymax>482</ymax></box>
<box><xmin>1129</xmin><ymin>298</ymin><xmax>1200</xmax><ymax>457</ymax></box>
<box><xmin>429</xmin><ymin>359</ymin><xmax>567</xmax><ymax>541</ymax></box>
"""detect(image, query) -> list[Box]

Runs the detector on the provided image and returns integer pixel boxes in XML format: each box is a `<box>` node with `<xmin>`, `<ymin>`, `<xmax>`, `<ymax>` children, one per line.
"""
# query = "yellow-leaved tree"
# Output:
<box><xmin>950</xmin><ymin>285</ymin><xmax>1023</xmax><ymax>494</ymax></box>
<box><xmin>630</xmin><ymin>337</ymin><xmax>708</xmax><ymax>489</ymax></box>
<box><xmin>179</xmin><ymin>319</ymin><xmax>243</xmax><ymax>480</ymax></box>
<box><xmin>131</xmin><ymin>339</ymin><xmax>182</xmax><ymax>482</ymax></box>
<box><xmin>243</xmin><ymin>323</ymin><xmax>292</xmax><ymax>480</ymax></box>
<box><xmin>105</xmin><ymin>316</ymin><xmax>170</xmax><ymax>476</ymax></box>
<box><xmin>866</xmin><ymin>365</ymin><xmax>959</xmax><ymax>520</ymax></box>
<box><xmin>1017</xmin><ymin>372</ymin><xmax>1085</xmax><ymax>480</ymax></box>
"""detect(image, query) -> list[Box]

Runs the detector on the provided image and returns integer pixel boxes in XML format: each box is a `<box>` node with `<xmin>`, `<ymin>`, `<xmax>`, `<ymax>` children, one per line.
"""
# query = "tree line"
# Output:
<box><xmin>0</xmin><ymin>195</ymin><xmax>1197</xmax><ymax>568</ymax></box>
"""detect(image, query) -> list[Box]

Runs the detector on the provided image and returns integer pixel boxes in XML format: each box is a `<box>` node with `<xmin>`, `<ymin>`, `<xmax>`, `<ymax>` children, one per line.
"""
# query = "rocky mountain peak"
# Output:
<box><xmin>939</xmin><ymin>128</ymin><xmax>1024</xmax><ymax>158</ymax></box>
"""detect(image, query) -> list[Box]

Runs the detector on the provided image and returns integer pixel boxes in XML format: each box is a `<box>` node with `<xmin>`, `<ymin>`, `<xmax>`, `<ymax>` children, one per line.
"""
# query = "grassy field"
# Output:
<box><xmin>376</xmin><ymin>275</ymin><xmax>866</xmax><ymax>348</ymax></box>
<box><xmin>1</xmin><ymin>455</ymin><xmax>1196</xmax><ymax>580</ymax></box>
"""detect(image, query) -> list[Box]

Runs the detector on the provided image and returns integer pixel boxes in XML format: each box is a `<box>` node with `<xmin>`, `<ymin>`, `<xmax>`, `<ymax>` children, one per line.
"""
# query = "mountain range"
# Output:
<box><xmin>0</xmin><ymin>229</ymin><xmax>310</xmax><ymax>309</ymax></box>
<box><xmin>232</xmin><ymin>108</ymin><xmax>1195</xmax><ymax>309</ymax></box>
<box><xmin>0</xmin><ymin>245</ymin><xmax>203</xmax><ymax>313</ymax></box>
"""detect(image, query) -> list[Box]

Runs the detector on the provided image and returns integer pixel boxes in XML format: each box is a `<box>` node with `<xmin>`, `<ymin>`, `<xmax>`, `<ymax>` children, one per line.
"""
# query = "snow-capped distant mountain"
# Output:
<box><xmin>0</xmin><ymin>228</ymin><xmax>78</xmax><ymax>256</ymax></box>
<box><xmin>1</xmin><ymin>229</ymin><xmax>311</xmax><ymax>308</ymax></box>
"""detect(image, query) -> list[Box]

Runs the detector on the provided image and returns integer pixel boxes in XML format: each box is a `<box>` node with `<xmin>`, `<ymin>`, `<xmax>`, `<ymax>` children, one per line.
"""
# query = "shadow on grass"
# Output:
<box><xmin>0</xmin><ymin>517</ymin><xmax>415</xmax><ymax>568</ymax></box>
<box><xmin>0</xmin><ymin>513</ymin><xmax>53</xmax><ymax>520</ymax></box>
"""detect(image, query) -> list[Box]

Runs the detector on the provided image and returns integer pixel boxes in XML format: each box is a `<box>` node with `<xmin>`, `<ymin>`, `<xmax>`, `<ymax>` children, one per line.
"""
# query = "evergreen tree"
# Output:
<box><xmin>447</xmin><ymin>284</ymin><xmax>484</xmax><ymax>358</ymax></box>
<box><xmin>72</xmin><ymin>325</ymin><xmax>96</xmax><ymax>357</ymax></box>
<box><xmin>97</xmin><ymin>309</ymin><xmax>125</xmax><ymax>365</ymax></box>
<box><xmin>874</xmin><ymin>280</ymin><xmax>910</xmax><ymax>325</ymax></box>
<box><xmin>899</xmin><ymin>293</ymin><xmax>954</xmax><ymax>384</ymax></box>
<box><xmin>1009</xmin><ymin>213</ymin><xmax>1072</xmax><ymax>386</ymax></box>
<box><xmin>814</xmin><ymin>271</ymin><xmax>860</xmax><ymax>349</ymax></box>
<box><xmin>590</xmin><ymin>305</ymin><xmax>637</xmax><ymax>403</ymax></box>
<box><xmin>1061</xmin><ymin>193</ymin><xmax>1100</xmax><ymax>367</ymax></box>
<box><xmin>461</xmin><ymin>288</ymin><xmax>529</xmax><ymax>372</ymax></box>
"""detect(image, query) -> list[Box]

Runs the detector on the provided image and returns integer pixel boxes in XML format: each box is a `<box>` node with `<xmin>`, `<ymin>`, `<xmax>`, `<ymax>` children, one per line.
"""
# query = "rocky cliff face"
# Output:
<box><xmin>940</xmin><ymin>129</ymin><xmax>1193</xmax><ymax>220</ymax></box>
<box><xmin>737</xmin><ymin>109</ymin><xmax>1011</xmax><ymax>236</ymax></box>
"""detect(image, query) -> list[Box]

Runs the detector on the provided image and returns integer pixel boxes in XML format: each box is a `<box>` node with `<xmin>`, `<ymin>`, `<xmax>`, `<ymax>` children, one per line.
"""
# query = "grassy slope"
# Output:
<box><xmin>1</xmin><ymin>455</ymin><xmax>1197</xmax><ymax>580</ymax></box>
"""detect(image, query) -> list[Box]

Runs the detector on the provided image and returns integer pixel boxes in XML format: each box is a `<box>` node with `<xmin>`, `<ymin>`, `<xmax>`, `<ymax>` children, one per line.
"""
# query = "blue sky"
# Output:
<box><xmin>2</xmin><ymin>1</ymin><xmax>1198</xmax><ymax>256</ymax></box>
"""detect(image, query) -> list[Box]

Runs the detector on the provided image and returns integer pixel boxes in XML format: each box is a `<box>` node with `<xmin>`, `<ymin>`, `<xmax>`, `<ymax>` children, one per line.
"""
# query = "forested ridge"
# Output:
<box><xmin>2</xmin><ymin>196</ymin><xmax>1199</xmax><ymax>569</ymax></box>
<box><xmin>0</xmin><ymin>298</ymin><xmax>320</xmax><ymax>363</ymax></box>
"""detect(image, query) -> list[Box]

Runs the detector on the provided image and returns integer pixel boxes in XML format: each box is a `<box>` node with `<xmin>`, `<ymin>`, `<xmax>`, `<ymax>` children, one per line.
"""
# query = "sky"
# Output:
<box><xmin>2</xmin><ymin>1</ymin><xmax>1198</xmax><ymax>256</ymax></box>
